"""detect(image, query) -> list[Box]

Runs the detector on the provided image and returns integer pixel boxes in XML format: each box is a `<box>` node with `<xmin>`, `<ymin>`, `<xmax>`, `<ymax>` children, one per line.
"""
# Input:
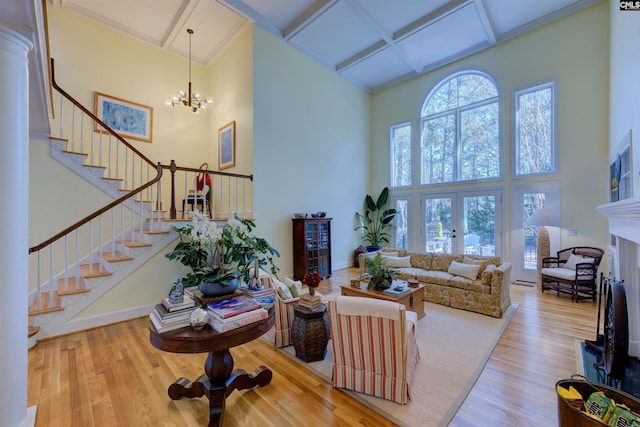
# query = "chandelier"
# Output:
<box><xmin>167</xmin><ymin>29</ymin><xmax>212</xmax><ymax>113</ymax></box>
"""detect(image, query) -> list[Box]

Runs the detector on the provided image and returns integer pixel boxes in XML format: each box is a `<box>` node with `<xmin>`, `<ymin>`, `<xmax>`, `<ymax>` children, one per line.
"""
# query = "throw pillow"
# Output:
<box><xmin>463</xmin><ymin>256</ymin><xmax>489</xmax><ymax>279</ymax></box>
<box><xmin>275</xmin><ymin>279</ymin><xmax>293</xmax><ymax>300</ymax></box>
<box><xmin>564</xmin><ymin>254</ymin><xmax>595</xmax><ymax>270</ymax></box>
<box><xmin>448</xmin><ymin>260</ymin><xmax>481</xmax><ymax>281</ymax></box>
<box><xmin>381</xmin><ymin>250</ymin><xmax>399</xmax><ymax>257</ymax></box>
<box><xmin>283</xmin><ymin>277</ymin><xmax>302</xmax><ymax>298</ymax></box>
<box><xmin>381</xmin><ymin>255</ymin><xmax>412</xmax><ymax>268</ymax></box>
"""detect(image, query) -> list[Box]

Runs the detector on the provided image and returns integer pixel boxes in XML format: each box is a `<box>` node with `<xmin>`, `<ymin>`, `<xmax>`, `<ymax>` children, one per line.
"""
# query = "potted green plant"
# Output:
<box><xmin>165</xmin><ymin>211</ymin><xmax>280</xmax><ymax>296</ymax></box>
<box><xmin>355</xmin><ymin>187</ymin><xmax>397</xmax><ymax>251</ymax></box>
<box><xmin>364</xmin><ymin>254</ymin><xmax>396</xmax><ymax>291</ymax></box>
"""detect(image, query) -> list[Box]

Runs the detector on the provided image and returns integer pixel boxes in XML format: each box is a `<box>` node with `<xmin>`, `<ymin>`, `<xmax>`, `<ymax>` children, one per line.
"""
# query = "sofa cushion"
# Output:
<box><xmin>430</xmin><ymin>254</ymin><xmax>458</xmax><ymax>272</ymax></box>
<box><xmin>448</xmin><ymin>275</ymin><xmax>491</xmax><ymax>294</ymax></box>
<box><xmin>448</xmin><ymin>261</ymin><xmax>481</xmax><ymax>281</ymax></box>
<box><xmin>419</xmin><ymin>270</ymin><xmax>453</xmax><ymax>287</ymax></box>
<box><xmin>410</xmin><ymin>253</ymin><xmax>433</xmax><ymax>270</ymax></box>
<box><xmin>463</xmin><ymin>256</ymin><xmax>489</xmax><ymax>279</ymax></box>
<box><xmin>393</xmin><ymin>267</ymin><xmax>427</xmax><ymax>281</ymax></box>
<box><xmin>381</xmin><ymin>255</ymin><xmax>412</xmax><ymax>268</ymax></box>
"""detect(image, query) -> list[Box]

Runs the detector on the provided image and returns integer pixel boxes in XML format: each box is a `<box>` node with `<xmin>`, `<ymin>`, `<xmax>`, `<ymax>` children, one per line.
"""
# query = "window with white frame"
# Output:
<box><xmin>390</xmin><ymin>122</ymin><xmax>412</xmax><ymax>188</ymax></box>
<box><xmin>420</xmin><ymin>71</ymin><xmax>500</xmax><ymax>184</ymax></box>
<box><xmin>514</xmin><ymin>81</ymin><xmax>556</xmax><ymax>176</ymax></box>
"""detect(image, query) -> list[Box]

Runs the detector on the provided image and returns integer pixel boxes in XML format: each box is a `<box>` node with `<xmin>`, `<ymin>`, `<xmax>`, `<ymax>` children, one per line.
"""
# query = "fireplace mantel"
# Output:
<box><xmin>597</xmin><ymin>197</ymin><xmax>640</xmax><ymax>358</ymax></box>
<box><xmin>597</xmin><ymin>197</ymin><xmax>640</xmax><ymax>245</ymax></box>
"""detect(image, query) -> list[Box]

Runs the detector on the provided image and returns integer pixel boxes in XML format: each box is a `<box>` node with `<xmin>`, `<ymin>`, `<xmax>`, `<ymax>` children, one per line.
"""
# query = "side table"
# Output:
<box><xmin>149</xmin><ymin>311</ymin><xmax>274</xmax><ymax>427</ymax></box>
<box><xmin>291</xmin><ymin>304</ymin><xmax>330</xmax><ymax>362</ymax></box>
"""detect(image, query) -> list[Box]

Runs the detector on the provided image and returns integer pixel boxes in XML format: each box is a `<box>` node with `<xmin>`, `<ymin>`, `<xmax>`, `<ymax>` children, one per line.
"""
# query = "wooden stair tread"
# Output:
<box><xmin>134</xmin><ymin>229</ymin><xmax>169</xmax><ymax>235</ymax></box>
<box><xmin>83</xmin><ymin>164</ymin><xmax>107</xmax><ymax>170</ymax></box>
<box><xmin>57</xmin><ymin>276</ymin><xmax>89</xmax><ymax>296</ymax></box>
<box><xmin>28</xmin><ymin>326</ymin><xmax>40</xmax><ymax>338</ymax></box>
<box><xmin>102</xmin><ymin>177</ymin><xmax>123</xmax><ymax>182</ymax></box>
<box><xmin>102</xmin><ymin>251</ymin><xmax>134</xmax><ymax>262</ymax></box>
<box><xmin>62</xmin><ymin>150</ymin><xmax>88</xmax><ymax>156</ymax></box>
<box><xmin>29</xmin><ymin>291</ymin><xmax>63</xmax><ymax>315</ymax></box>
<box><xmin>119</xmin><ymin>240</ymin><xmax>153</xmax><ymax>248</ymax></box>
<box><xmin>79</xmin><ymin>263</ymin><xmax>112</xmax><ymax>278</ymax></box>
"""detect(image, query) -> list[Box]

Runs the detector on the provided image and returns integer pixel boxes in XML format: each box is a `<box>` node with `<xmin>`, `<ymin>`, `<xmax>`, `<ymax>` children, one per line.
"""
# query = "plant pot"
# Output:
<box><xmin>200</xmin><ymin>278</ymin><xmax>239</xmax><ymax>297</ymax></box>
<box><xmin>366</xmin><ymin>246</ymin><xmax>380</xmax><ymax>252</ymax></box>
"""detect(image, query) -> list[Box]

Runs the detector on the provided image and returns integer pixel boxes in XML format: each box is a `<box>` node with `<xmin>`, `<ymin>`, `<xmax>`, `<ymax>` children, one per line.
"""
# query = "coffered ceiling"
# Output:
<box><xmin>53</xmin><ymin>0</ymin><xmax>602</xmax><ymax>93</ymax></box>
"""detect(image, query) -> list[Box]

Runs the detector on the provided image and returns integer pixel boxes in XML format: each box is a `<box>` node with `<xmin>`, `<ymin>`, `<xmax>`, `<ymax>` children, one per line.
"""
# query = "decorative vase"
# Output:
<box><xmin>200</xmin><ymin>278</ymin><xmax>239</xmax><ymax>297</ymax></box>
<box><xmin>309</xmin><ymin>286</ymin><xmax>316</xmax><ymax>297</ymax></box>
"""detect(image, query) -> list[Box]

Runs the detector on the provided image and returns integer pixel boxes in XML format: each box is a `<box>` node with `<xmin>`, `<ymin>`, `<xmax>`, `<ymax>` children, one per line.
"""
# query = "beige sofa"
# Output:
<box><xmin>359</xmin><ymin>248</ymin><xmax>511</xmax><ymax>318</ymax></box>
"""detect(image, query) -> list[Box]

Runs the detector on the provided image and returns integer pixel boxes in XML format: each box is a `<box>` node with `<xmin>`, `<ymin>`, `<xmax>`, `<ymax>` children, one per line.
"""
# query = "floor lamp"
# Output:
<box><xmin>525</xmin><ymin>209</ymin><xmax>562</xmax><ymax>286</ymax></box>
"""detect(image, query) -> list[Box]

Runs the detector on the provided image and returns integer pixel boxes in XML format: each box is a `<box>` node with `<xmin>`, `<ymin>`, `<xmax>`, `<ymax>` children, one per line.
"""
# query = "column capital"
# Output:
<box><xmin>0</xmin><ymin>21</ymin><xmax>33</xmax><ymax>56</ymax></box>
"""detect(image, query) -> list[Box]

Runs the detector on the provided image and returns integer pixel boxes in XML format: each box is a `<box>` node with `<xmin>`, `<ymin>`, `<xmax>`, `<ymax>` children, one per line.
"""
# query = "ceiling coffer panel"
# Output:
<box><xmin>58</xmin><ymin>0</ymin><xmax>603</xmax><ymax>93</ymax></box>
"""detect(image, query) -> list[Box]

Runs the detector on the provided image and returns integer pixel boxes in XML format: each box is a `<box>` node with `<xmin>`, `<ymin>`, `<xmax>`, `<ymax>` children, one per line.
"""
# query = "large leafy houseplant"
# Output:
<box><xmin>364</xmin><ymin>254</ymin><xmax>396</xmax><ymax>291</ymax></box>
<box><xmin>165</xmin><ymin>211</ymin><xmax>280</xmax><ymax>287</ymax></box>
<box><xmin>355</xmin><ymin>187</ymin><xmax>397</xmax><ymax>250</ymax></box>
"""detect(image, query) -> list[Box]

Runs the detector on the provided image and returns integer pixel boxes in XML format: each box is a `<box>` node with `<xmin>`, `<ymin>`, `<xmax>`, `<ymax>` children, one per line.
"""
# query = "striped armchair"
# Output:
<box><xmin>328</xmin><ymin>296</ymin><xmax>420</xmax><ymax>404</ymax></box>
<box><xmin>257</xmin><ymin>270</ymin><xmax>324</xmax><ymax>348</ymax></box>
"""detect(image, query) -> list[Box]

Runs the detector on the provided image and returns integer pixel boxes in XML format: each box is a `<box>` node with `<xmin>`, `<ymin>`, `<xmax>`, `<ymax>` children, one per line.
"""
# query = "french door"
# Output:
<box><xmin>510</xmin><ymin>182</ymin><xmax>560</xmax><ymax>284</ymax></box>
<box><xmin>419</xmin><ymin>189</ymin><xmax>502</xmax><ymax>257</ymax></box>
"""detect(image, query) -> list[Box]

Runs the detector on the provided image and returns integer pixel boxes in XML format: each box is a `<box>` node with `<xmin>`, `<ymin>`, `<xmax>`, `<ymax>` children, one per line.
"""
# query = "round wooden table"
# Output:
<box><xmin>149</xmin><ymin>310</ymin><xmax>275</xmax><ymax>427</ymax></box>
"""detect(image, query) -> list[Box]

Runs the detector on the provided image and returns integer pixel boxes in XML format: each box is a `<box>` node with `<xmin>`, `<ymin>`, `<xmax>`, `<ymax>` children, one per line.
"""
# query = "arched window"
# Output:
<box><xmin>420</xmin><ymin>71</ymin><xmax>500</xmax><ymax>184</ymax></box>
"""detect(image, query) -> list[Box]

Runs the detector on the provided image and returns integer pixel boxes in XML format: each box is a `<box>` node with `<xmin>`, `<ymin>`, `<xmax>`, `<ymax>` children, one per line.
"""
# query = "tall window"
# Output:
<box><xmin>514</xmin><ymin>81</ymin><xmax>555</xmax><ymax>176</ymax></box>
<box><xmin>420</xmin><ymin>72</ymin><xmax>499</xmax><ymax>184</ymax></box>
<box><xmin>390</xmin><ymin>123</ymin><xmax>412</xmax><ymax>187</ymax></box>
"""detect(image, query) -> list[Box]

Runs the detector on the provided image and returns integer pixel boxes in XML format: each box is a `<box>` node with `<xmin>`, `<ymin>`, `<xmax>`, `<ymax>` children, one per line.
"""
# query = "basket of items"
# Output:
<box><xmin>557</xmin><ymin>376</ymin><xmax>640</xmax><ymax>426</ymax></box>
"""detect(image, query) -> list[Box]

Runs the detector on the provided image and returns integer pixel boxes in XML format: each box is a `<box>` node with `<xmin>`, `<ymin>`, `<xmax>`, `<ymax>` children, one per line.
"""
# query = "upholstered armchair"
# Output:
<box><xmin>541</xmin><ymin>246</ymin><xmax>604</xmax><ymax>302</ymax></box>
<box><xmin>257</xmin><ymin>270</ymin><xmax>324</xmax><ymax>348</ymax></box>
<box><xmin>328</xmin><ymin>296</ymin><xmax>420</xmax><ymax>404</ymax></box>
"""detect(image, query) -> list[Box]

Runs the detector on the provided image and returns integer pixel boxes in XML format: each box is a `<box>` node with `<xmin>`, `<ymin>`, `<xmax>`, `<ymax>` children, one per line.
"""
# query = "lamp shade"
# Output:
<box><xmin>524</xmin><ymin>209</ymin><xmax>562</xmax><ymax>227</ymax></box>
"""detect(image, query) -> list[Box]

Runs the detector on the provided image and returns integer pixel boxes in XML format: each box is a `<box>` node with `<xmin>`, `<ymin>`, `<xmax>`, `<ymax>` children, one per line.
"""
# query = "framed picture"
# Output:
<box><xmin>218</xmin><ymin>120</ymin><xmax>236</xmax><ymax>170</ymax></box>
<box><xmin>93</xmin><ymin>92</ymin><xmax>153</xmax><ymax>142</ymax></box>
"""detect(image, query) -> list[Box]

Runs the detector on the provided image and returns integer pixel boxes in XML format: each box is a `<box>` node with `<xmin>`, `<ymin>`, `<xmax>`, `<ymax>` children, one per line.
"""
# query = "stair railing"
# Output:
<box><xmin>163</xmin><ymin>161</ymin><xmax>254</xmax><ymax>220</ymax></box>
<box><xmin>29</xmin><ymin>59</ymin><xmax>254</xmax><ymax>319</ymax></box>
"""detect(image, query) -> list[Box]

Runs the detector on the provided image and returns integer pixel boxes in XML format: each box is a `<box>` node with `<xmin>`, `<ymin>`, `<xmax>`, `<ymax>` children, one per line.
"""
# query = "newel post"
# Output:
<box><xmin>170</xmin><ymin>160</ymin><xmax>177</xmax><ymax>219</ymax></box>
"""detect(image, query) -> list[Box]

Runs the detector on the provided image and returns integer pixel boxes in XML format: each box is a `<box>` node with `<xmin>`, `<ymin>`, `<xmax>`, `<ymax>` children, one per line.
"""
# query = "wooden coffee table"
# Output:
<box><xmin>340</xmin><ymin>283</ymin><xmax>425</xmax><ymax>319</ymax></box>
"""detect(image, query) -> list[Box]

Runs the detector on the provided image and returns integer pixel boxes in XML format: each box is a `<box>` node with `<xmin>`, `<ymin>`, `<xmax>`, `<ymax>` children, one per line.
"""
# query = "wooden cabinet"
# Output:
<box><xmin>292</xmin><ymin>218</ymin><xmax>332</xmax><ymax>280</ymax></box>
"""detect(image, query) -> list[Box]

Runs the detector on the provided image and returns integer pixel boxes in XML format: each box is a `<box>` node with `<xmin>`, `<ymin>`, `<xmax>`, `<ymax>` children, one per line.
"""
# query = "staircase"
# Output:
<box><xmin>28</xmin><ymin>59</ymin><xmax>253</xmax><ymax>344</ymax></box>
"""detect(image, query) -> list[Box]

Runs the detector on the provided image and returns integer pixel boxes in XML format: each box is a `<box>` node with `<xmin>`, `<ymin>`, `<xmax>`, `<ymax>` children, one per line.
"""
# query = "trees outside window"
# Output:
<box><xmin>420</xmin><ymin>72</ymin><xmax>500</xmax><ymax>184</ymax></box>
<box><xmin>515</xmin><ymin>82</ymin><xmax>555</xmax><ymax>176</ymax></box>
<box><xmin>390</xmin><ymin>123</ymin><xmax>412</xmax><ymax>188</ymax></box>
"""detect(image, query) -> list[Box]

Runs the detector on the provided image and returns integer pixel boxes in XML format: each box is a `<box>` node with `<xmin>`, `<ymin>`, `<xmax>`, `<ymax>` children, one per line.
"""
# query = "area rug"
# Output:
<box><xmin>270</xmin><ymin>302</ymin><xmax>518</xmax><ymax>427</ymax></box>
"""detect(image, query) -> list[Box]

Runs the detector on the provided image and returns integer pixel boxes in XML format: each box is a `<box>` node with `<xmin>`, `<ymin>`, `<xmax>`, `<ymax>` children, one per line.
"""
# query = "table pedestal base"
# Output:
<box><xmin>167</xmin><ymin>349</ymin><xmax>272</xmax><ymax>427</ymax></box>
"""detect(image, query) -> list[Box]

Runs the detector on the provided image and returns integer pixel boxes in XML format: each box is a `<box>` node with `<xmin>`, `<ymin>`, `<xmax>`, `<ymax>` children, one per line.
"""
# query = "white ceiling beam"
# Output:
<box><xmin>283</xmin><ymin>0</ymin><xmax>339</xmax><ymax>41</ymax></box>
<box><xmin>473</xmin><ymin>0</ymin><xmax>497</xmax><ymax>45</ymax></box>
<box><xmin>393</xmin><ymin>0</ymin><xmax>471</xmax><ymax>42</ymax></box>
<box><xmin>160</xmin><ymin>0</ymin><xmax>198</xmax><ymax>49</ymax></box>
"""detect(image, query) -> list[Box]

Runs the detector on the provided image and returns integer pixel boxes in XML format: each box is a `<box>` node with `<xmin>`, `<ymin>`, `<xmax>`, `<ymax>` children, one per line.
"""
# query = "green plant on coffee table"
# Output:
<box><xmin>364</xmin><ymin>254</ymin><xmax>396</xmax><ymax>291</ymax></box>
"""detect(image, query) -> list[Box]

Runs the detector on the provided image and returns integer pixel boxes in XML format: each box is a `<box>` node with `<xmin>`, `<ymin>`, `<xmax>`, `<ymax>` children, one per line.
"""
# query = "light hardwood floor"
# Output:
<box><xmin>28</xmin><ymin>268</ymin><xmax>599</xmax><ymax>426</ymax></box>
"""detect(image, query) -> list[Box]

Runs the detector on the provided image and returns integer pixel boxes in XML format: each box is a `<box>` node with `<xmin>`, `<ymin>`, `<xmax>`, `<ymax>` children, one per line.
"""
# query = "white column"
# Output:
<box><xmin>0</xmin><ymin>24</ymin><xmax>34</xmax><ymax>427</ymax></box>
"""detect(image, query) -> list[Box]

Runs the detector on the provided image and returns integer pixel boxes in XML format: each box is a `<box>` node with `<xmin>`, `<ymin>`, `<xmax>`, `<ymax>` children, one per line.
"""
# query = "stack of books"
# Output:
<box><xmin>383</xmin><ymin>281</ymin><xmax>410</xmax><ymax>297</ymax></box>
<box><xmin>240</xmin><ymin>285</ymin><xmax>275</xmax><ymax>299</ymax></box>
<box><xmin>149</xmin><ymin>296</ymin><xmax>197</xmax><ymax>333</ymax></box>
<box><xmin>297</xmin><ymin>293</ymin><xmax>324</xmax><ymax>311</ymax></box>
<box><xmin>207</xmin><ymin>295</ymin><xmax>268</xmax><ymax>333</ymax></box>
